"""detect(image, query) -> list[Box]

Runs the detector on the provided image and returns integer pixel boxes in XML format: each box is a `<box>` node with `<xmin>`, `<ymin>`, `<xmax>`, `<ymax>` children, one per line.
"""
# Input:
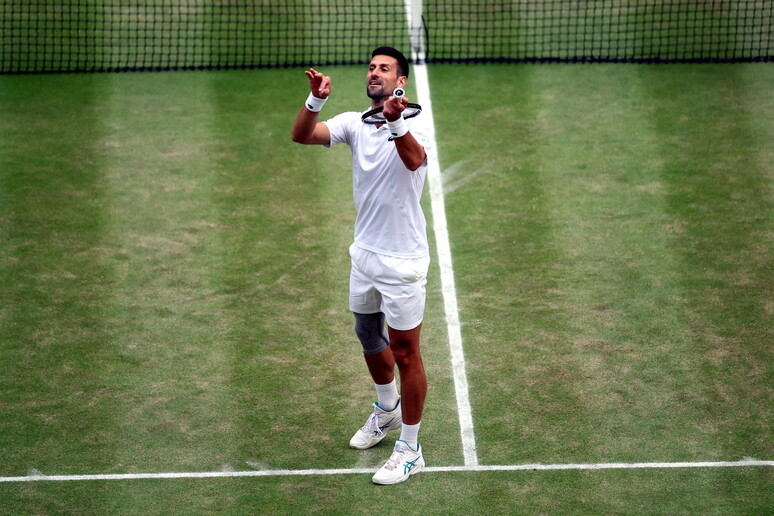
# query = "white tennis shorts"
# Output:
<box><xmin>349</xmin><ymin>243</ymin><xmax>430</xmax><ymax>331</ymax></box>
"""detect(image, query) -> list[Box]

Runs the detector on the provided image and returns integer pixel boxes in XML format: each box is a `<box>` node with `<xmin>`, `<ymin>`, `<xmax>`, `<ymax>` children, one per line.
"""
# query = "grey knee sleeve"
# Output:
<box><xmin>354</xmin><ymin>312</ymin><xmax>389</xmax><ymax>355</ymax></box>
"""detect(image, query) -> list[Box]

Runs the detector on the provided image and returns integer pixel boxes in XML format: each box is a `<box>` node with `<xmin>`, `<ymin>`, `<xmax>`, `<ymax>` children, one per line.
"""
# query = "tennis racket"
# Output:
<box><xmin>361</xmin><ymin>88</ymin><xmax>422</xmax><ymax>124</ymax></box>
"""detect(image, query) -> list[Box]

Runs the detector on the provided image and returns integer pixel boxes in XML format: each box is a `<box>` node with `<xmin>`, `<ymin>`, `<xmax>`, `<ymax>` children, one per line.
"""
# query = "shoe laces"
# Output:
<box><xmin>360</xmin><ymin>410</ymin><xmax>385</xmax><ymax>437</ymax></box>
<box><xmin>383</xmin><ymin>448</ymin><xmax>405</xmax><ymax>472</ymax></box>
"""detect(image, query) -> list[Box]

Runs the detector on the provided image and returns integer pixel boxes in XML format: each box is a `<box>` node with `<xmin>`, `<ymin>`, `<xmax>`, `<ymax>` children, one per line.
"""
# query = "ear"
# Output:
<box><xmin>397</xmin><ymin>76</ymin><xmax>407</xmax><ymax>88</ymax></box>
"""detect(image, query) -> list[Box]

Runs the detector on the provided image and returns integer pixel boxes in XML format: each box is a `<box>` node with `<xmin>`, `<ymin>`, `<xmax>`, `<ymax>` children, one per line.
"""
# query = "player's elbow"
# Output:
<box><xmin>405</xmin><ymin>152</ymin><xmax>427</xmax><ymax>171</ymax></box>
<box><xmin>291</xmin><ymin>126</ymin><xmax>324</xmax><ymax>145</ymax></box>
<box><xmin>291</xmin><ymin>121</ymin><xmax>313</xmax><ymax>143</ymax></box>
<box><xmin>291</xmin><ymin>129</ymin><xmax>306</xmax><ymax>144</ymax></box>
<box><xmin>410</xmin><ymin>158</ymin><xmax>426</xmax><ymax>171</ymax></box>
<box><xmin>291</xmin><ymin>133</ymin><xmax>313</xmax><ymax>145</ymax></box>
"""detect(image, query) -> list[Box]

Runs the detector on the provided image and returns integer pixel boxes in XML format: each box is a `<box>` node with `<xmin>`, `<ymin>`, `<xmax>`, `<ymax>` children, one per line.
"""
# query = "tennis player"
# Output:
<box><xmin>291</xmin><ymin>47</ymin><xmax>431</xmax><ymax>485</ymax></box>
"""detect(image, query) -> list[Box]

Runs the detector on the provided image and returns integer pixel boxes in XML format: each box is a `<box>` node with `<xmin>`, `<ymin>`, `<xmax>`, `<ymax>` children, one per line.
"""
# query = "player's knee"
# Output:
<box><xmin>389</xmin><ymin>336</ymin><xmax>417</xmax><ymax>367</ymax></box>
<box><xmin>353</xmin><ymin>312</ymin><xmax>389</xmax><ymax>355</ymax></box>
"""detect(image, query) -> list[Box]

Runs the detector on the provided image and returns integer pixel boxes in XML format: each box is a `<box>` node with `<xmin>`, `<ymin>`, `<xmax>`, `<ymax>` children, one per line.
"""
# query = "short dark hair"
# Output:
<box><xmin>371</xmin><ymin>46</ymin><xmax>409</xmax><ymax>78</ymax></box>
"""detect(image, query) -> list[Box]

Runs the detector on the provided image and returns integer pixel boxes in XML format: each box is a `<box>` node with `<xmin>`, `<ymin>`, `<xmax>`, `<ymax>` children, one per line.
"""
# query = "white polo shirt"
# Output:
<box><xmin>324</xmin><ymin>111</ymin><xmax>431</xmax><ymax>259</ymax></box>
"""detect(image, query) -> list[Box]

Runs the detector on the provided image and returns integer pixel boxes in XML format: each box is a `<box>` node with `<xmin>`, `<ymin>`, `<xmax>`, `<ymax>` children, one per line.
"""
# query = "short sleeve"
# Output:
<box><xmin>409</xmin><ymin>116</ymin><xmax>432</xmax><ymax>151</ymax></box>
<box><xmin>322</xmin><ymin>111</ymin><xmax>359</xmax><ymax>147</ymax></box>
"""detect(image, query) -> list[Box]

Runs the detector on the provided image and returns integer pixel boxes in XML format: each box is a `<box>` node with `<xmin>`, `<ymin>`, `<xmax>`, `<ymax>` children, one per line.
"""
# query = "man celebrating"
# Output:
<box><xmin>291</xmin><ymin>47</ymin><xmax>431</xmax><ymax>485</ymax></box>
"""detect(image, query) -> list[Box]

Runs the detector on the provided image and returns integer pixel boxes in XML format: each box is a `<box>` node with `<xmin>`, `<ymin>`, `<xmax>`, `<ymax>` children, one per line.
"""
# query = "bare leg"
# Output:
<box><xmin>387</xmin><ymin>324</ymin><xmax>426</xmax><ymax>425</ymax></box>
<box><xmin>363</xmin><ymin>347</ymin><xmax>395</xmax><ymax>386</ymax></box>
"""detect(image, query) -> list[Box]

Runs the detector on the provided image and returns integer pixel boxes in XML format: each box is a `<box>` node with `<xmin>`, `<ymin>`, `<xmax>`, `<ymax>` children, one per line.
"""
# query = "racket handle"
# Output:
<box><xmin>393</xmin><ymin>88</ymin><xmax>405</xmax><ymax>99</ymax></box>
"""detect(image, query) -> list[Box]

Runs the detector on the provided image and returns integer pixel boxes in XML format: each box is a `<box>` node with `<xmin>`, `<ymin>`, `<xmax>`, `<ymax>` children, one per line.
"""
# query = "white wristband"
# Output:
<box><xmin>386</xmin><ymin>117</ymin><xmax>408</xmax><ymax>139</ymax></box>
<box><xmin>305</xmin><ymin>92</ymin><xmax>327</xmax><ymax>112</ymax></box>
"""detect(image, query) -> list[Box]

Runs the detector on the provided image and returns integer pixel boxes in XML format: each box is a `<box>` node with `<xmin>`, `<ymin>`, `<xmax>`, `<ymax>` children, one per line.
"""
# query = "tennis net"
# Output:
<box><xmin>426</xmin><ymin>0</ymin><xmax>774</xmax><ymax>63</ymax></box>
<box><xmin>1</xmin><ymin>1</ymin><xmax>771</xmax><ymax>74</ymax></box>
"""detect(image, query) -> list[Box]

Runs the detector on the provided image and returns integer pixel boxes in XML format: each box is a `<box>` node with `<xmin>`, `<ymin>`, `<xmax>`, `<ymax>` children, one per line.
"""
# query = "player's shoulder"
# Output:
<box><xmin>322</xmin><ymin>111</ymin><xmax>362</xmax><ymax>146</ymax></box>
<box><xmin>322</xmin><ymin>111</ymin><xmax>362</xmax><ymax>137</ymax></box>
<box><xmin>325</xmin><ymin>111</ymin><xmax>361</xmax><ymax>125</ymax></box>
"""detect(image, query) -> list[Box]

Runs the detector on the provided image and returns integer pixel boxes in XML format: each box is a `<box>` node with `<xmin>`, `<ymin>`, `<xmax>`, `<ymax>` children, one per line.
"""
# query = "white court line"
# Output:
<box><xmin>402</xmin><ymin>0</ymin><xmax>477</xmax><ymax>467</ymax></box>
<box><xmin>412</xmin><ymin>63</ymin><xmax>479</xmax><ymax>467</ymax></box>
<box><xmin>400</xmin><ymin>0</ymin><xmax>477</xmax><ymax>467</ymax></box>
<box><xmin>2</xmin><ymin>460</ymin><xmax>771</xmax><ymax>483</ymax></box>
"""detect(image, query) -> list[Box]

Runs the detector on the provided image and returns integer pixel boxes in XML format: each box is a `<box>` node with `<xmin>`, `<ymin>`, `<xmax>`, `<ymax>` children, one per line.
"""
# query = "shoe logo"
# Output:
<box><xmin>404</xmin><ymin>457</ymin><xmax>418</xmax><ymax>475</ymax></box>
<box><xmin>378</xmin><ymin>418</ymin><xmax>395</xmax><ymax>433</ymax></box>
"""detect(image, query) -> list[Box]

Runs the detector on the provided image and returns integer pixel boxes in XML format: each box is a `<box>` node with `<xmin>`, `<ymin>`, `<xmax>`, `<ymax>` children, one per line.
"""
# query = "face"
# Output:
<box><xmin>366</xmin><ymin>55</ymin><xmax>406</xmax><ymax>101</ymax></box>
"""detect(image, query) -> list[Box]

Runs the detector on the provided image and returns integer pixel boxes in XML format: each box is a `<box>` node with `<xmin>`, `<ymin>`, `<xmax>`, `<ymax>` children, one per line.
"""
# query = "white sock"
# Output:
<box><xmin>399</xmin><ymin>422</ymin><xmax>421</xmax><ymax>449</ymax></box>
<box><xmin>375</xmin><ymin>379</ymin><xmax>399</xmax><ymax>411</ymax></box>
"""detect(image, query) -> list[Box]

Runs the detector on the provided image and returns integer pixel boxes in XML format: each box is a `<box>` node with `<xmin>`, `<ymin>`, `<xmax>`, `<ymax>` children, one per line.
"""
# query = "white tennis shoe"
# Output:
<box><xmin>348</xmin><ymin>399</ymin><xmax>402</xmax><ymax>450</ymax></box>
<box><xmin>372</xmin><ymin>440</ymin><xmax>425</xmax><ymax>485</ymax></box>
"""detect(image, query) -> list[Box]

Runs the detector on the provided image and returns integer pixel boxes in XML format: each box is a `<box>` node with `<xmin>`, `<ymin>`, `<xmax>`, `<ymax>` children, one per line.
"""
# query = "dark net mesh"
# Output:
<box><xmin>1</xmin><ymin>1</ymin><xmax>771</xmax><ymax>73</ymax></box>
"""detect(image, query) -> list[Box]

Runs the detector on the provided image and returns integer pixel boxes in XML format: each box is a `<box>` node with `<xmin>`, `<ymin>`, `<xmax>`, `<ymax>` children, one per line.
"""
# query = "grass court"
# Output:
<box><xmin>1</xmin><ymin>61</ymin><xmax>772</xmax><ymax>513</ymax></box>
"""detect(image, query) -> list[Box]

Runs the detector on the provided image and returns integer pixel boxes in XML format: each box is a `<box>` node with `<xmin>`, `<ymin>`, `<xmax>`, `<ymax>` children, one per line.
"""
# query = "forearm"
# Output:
<box><xmin>393</xmin><ymin>132</ymin><xmax>426</xmax><ymax>171</ymax></box>
<box><xmin>292</xmin><ymin>70</ymin><xmax>331</xmax><ymax>145</ymax></box>
<box><xmin>386</xmin><ymin>116</ymin><xmax>426</xmax><ymax>171</ymax></box>
<box><xmin>291</xmin><ymin>107</ymin><xmax>319</xmax><ymax>144</ymax></box>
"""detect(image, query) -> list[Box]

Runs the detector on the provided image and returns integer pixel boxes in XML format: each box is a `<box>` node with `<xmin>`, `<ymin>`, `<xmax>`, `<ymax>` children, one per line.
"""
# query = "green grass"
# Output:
<box><xmin>430</xmin><ymin>63</ymin><xmax>772</xmax><ymax>468</ymax></box>
<box><xmin>4</xmin><ymin>469</ymin><xmax>772</xmax><ymax>515</ymax></box>
<box><xmin>1</xmin><ymin>63</ymin><xmax>772</xmax><ymax>514</ymax></box>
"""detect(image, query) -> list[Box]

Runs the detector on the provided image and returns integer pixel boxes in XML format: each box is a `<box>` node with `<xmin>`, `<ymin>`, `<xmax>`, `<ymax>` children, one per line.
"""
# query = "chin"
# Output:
<box><xmin>367</xmin><ymin>86</ymin><xmax>385</xmax><ymax>99</ymax></box>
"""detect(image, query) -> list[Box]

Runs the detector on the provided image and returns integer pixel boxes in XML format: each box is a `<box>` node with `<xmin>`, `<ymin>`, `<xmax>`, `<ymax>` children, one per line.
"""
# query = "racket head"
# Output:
<box><xmin>361</xmin><ymin>103</ymin><xmax>422</xmax><ymax>124</ymax></box>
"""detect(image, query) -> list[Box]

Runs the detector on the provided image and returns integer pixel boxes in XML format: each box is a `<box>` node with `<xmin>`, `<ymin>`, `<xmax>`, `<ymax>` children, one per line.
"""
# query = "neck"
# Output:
<box><xmin>370</xmin><ymin>95</ymin><xmax>388</xmax><ymax>110</ymax></box>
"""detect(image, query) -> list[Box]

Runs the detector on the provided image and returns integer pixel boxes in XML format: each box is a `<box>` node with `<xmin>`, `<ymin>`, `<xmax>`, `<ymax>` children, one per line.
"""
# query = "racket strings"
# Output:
<box><xmin>361</xmin><ymin>103</ymin><xmax>422</xmax><ymax>125</ymax></box>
